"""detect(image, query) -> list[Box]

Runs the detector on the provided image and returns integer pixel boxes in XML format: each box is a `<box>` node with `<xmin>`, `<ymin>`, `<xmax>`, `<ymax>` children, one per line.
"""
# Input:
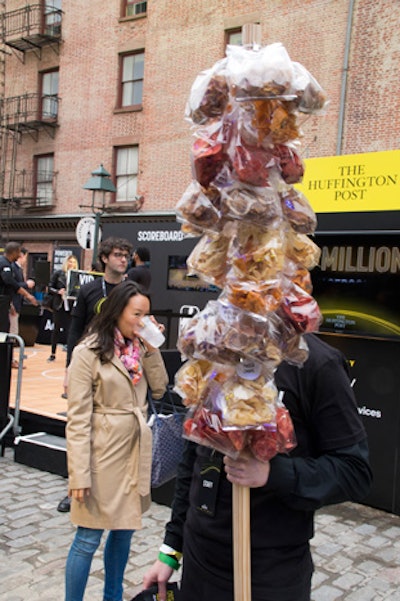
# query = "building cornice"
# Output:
<box><xmin>0</xmin><ymin>210</ymin><xmax>178</xmax><ymax>240</ymax></box>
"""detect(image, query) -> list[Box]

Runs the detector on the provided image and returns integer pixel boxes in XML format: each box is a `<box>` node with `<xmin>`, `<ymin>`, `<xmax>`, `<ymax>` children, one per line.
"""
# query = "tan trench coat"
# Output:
<box><xmin>66</xmin><ymin>339</ymin><xmax>168</xmax><ymax>530</ymax></box>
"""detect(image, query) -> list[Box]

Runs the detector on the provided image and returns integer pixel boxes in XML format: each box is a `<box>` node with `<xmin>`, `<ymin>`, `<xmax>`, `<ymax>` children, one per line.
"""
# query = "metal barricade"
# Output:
<box><xmin>0</xmin><ymin>333</ymin><xmax>24</xmax><ymax>452</ymax></box>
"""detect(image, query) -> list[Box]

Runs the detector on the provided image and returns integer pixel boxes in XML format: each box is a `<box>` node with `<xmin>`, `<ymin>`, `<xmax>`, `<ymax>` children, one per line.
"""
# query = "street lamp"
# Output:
<box><xmin>82</xmin><ymin>164</ymin><xmax>116</xmax><ymax>264</ymax></box>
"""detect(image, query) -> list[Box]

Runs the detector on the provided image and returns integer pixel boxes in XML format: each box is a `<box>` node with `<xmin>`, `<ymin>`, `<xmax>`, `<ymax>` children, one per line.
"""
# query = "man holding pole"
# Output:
<box><xmin>143</xmin><ymin>334</ymin><xmax>372</xmax><ymax>601</ymax></box>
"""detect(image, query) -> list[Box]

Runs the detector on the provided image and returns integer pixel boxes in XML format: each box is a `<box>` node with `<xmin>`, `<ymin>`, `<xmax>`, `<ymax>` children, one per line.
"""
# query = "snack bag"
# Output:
<box><xmin>176</xmin><ymin>180</ymin><xmax>221</xmax><ymax>233</ymax></box>
<box><xmin>226</xmin><ymin>43</ymin><xmax>294</xmax><ymax>100</ymax></box>
<box><xmin>272</xmin><ymin>143</ymin><xmax>305</xmax><ymax>184</ymax></box>
<box><xmin>224</xmin><ymin>275</ymin><xmax>284</xmax><ymax>316</ymax></box>
<box><xmin>220</xmin><ymin>372</ymin><xmax>277</xmax><ymax>427</ymax></box>
<box><xmin>186</xmin><ymin>58</ymin><xmax>230</xmax><ymax>124</ymax></box>
<box><xmin>278</xmin><ymin>184</ymin><xmax>317</xmax><ymax>234</ymax></box>
<box><xmin>186</xmin><ymin>229</ymin><xmax>231</xmax><ymax>288</ymax></box>
<box><xmin>213</xmin><ymin>165</ymin><xmax>283</xmax><ymax>229</ymax></box>
<box><xmin>279</xmin><ymin>283</ymin><xmax>323</xmax><ymax>333</ymax></box>
<box><xmin>291</xmin><ymin>61</ymin><xmax>329</xmax><ymax>114</ymax></box>
<box><xmin>227</xmin><ymin>222</ymin><xmax>286</xmax><ymax>282</ymax></box>
<box><xmin>174</xmin><ymin>358</ymin><xmax>232</xmax><ymax>407</ymax></box>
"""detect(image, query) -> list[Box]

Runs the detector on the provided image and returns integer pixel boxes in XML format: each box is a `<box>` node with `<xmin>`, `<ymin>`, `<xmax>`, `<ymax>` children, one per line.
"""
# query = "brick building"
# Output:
<box><xmin>0</xmin><ymin>0</ymin><xmax>399</xmax><ymax>274</ymax></box>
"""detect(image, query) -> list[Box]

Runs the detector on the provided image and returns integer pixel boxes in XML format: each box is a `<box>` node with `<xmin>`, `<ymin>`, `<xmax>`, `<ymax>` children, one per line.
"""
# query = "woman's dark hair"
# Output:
<box><xmin>85</xmin><ymin>280</ymin><xmax>150</xmax><ymax>363</ymax></box>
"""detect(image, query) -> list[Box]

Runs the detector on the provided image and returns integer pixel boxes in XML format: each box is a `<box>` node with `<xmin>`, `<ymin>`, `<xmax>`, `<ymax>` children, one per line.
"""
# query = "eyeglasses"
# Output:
<box><xmin>111</xmin><ymin>252</ymin><xmax>129</xmax><ymax>260</ymax></box>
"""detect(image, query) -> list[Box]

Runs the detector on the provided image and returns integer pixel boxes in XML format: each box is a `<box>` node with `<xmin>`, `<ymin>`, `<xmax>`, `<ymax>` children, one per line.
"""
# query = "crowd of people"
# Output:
<box><xmin>0</xmin><ymin>238</ymin><xmax>373</xmax><ymax>601</ymax></box>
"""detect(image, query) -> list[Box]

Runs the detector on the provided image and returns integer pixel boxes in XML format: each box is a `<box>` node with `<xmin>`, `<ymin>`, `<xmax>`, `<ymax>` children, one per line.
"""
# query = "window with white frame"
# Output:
<box><xmin>120</xmin><ymin>51</ymin><xmax>144</xmax><ymax>107</ymax></box>
<box><xmin>44</xmin><ymin>0</ymin><xmax>62</xmax><ymax>35</ymax></box>
<box><xmin>115</xmin><ymin>146</ymin><xmax>138</xmax><ymax>202</ymax></box>
<box><xmin>124</xmin><ymin>1</ymin><xmax>147</xmax><ymax>17</ymax></box>
<box><xmin>35</xmin><ymin>155</ymin><xmax>54</xmax><ymax>206</ymax></box>
<box><xmin>41</xmin><ymin>69</ymin><xmax>59</xmax><ymax>119</ymax></box>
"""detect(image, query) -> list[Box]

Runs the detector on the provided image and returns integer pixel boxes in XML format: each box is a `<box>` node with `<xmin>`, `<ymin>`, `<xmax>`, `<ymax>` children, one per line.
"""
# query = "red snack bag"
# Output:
<box><xmin>183</xmin><ymin>406</ymin><xmax>241</xmax><ymax>458</ymax></box>
<box><xmin>279</xmin><ymin>284</ymin><xmax>322</xmax><ymax>333</ymax></box>
<box><xmin>273</xmin><ymin>144</ymin><xmax>304</xmax><ymax>184</ymax></box>
<box><xmin>248</xmin><ymin>427</ymin><xmax>279</xmax><ymax>462</ymax></box>
<box><xmin>276</xmin><ymin>404</ymin><xmax>297</xmax><ymax>453</ymax></box>
<box><xmin>232</xmin><ymin>140</ymin><xmax>272</xmax><ymax>187</ymax></box>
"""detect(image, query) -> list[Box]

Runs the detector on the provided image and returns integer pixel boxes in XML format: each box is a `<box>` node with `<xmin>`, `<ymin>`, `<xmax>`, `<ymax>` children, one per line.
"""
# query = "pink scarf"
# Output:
<box><xmin>114</xmin><ymin>328</ymin><xmax>143</xmax><ymax>385</ymax></box>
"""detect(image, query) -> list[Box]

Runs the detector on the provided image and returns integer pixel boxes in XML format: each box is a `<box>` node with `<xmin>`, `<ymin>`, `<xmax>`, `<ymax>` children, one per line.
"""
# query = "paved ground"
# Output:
<box><xmin>1</xmin><ymin>447</ymin><xmax>400</xmax><ymax>601</ymax></box>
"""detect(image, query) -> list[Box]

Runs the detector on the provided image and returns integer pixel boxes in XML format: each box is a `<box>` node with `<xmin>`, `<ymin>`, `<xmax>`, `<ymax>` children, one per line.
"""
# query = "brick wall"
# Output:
<box><xmin>2</xmin><ymin>0</ymin><xmax>399</xmax><ymax>231</ymax></box>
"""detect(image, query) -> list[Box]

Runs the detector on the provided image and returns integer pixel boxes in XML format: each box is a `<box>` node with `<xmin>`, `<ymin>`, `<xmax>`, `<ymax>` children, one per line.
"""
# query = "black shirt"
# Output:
<box><xmin>163</xmin><ymin>334</ymin><xmax>372</xmax><ymax>597</ymax></box>
<box><xmin>66</xmin><ymin>277</ymin><xmax>118</xmax><ymax>364</ymax></box>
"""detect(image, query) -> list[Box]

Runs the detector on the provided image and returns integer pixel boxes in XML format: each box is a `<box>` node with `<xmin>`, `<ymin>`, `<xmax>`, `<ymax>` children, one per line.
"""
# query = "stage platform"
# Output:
<box><xmin>9</xmin><ymin>343</ymin><xmax>67</xmax><ymax>438</ymax></box>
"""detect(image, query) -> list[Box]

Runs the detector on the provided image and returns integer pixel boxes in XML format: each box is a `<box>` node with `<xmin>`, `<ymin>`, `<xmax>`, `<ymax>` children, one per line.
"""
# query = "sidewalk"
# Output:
<box><xmin>1</xmin><ymin>447</ymin><xmax>400</xmax><ymax>601</ymax></box>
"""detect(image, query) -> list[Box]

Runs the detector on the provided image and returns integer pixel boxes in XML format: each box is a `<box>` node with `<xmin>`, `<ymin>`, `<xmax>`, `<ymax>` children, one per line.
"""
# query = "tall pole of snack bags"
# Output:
<box><xmin>231</xmin><ymin>25</ymin><xmax>259</xmax><ymax>601</ymax></box>
<box><xmin>176</xmin><ymin>25</ymin><xmax>326</xmax><ymax>601</ymax></box>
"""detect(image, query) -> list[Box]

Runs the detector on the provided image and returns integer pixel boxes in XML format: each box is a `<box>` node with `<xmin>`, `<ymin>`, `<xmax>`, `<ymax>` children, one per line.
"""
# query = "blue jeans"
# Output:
<box><xmin>65</xmin><ymin>526</ymin><xmax>134</xmax><ymax>601</ymax></box>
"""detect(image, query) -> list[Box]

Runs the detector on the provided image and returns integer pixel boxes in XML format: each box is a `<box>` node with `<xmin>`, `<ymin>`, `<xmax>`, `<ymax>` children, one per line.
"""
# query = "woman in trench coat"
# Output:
<box><xmin>65</xmin><ymin>280</ymin><xmax>168</xmax><ymax>601</ymax></box>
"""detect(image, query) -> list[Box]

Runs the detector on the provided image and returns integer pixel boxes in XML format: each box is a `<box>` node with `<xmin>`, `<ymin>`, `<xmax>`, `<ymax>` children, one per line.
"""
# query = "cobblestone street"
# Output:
<box><xmin>1</xmin><ymin>448</ymin><xmax>400</xmax><ymax>600</ymax></box>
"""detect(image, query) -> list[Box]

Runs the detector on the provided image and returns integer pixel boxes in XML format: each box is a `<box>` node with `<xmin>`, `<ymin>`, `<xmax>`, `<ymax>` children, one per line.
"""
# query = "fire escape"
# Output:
<box><xmin>0</xmin><ymin>3</ymin><xmax>61</xmax><ymax>237</ymax></box>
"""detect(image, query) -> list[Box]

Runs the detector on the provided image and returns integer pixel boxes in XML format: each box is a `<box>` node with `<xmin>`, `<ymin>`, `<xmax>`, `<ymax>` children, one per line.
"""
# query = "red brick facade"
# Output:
<box><xmin>0</xmin><ymin>0</ymin><xmax>399</xmax><ymax>255</ymax></box>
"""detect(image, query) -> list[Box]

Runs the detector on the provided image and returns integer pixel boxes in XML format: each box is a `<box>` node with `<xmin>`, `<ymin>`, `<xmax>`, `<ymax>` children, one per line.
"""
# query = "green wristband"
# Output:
<box><xmin>158</xmin><ymin>551</ymin><xmax>180</xmax><ymax>570</ymax></box>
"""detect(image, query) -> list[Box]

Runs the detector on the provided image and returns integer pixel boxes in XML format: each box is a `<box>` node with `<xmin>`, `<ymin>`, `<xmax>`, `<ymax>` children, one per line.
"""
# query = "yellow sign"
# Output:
<box><xmin>295</xmin><ymin>150</ymin><xmax>400</xmax><ymax>213</ymax></box>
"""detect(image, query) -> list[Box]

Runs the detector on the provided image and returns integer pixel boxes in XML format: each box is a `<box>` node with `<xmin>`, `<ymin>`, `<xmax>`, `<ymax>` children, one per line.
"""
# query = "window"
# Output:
<box><xmin>41</xmin><ymin>69</ymin><xmax>59</xmax><ymax>120</ymax></box>
<box><xmin>120</xmin><ymin>51</ymin><xmax>144</xmax><ymax>108</ymax></box>
<box><xmin>124</xmin><ymin>1</ymin><xmax>147</xmax><ymax>17</ymax></box>
<box><xmin>115</xmin><ymin>146</ymin><xmax>138</xmax><ymax>202</ymax></box>
<box><xmin>44</xmin><ymin>0</ymin><xmax>62</xmax><ymax>36</ymax></box>
<box><xmin>226</xmin><ymin>28</ymin><xmax>242</xmax><ymax>46</ymax></box>
<box><xmin>35</xmin><ymin>155</ymin><xmax>54</xmax><ymax>206</ymax></box>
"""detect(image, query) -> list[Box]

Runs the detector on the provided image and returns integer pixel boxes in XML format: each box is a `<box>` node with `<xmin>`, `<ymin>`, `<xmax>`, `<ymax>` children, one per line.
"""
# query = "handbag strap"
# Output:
<box><xmin>147</xmin><ymin>387</ymin><xmax>181</xmax><ymax>418</ymax></box>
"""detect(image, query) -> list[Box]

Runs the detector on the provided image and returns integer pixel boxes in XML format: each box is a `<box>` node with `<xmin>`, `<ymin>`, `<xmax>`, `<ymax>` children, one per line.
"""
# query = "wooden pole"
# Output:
<box><xmin>230</xmin><ymin>24</ymin><xmax>260</xmax><ymax>601</ymax></box>
<box><xmin>232</xmin><ymin>483</ymin><xmax>251</xmax><ymax>601</ymax></box>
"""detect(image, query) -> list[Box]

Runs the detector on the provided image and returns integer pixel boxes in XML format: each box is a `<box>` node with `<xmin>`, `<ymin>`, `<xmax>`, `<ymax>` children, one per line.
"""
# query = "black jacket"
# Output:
<box><xmin>48</xmin><ymin>270</ymin><xmax>67</xmax><ymax>312</ymax></box>
<box><xmin>163</xmin><ymin>334</ymin><xmax>372</xmax><ymax>593</ymax></box>
<box><xmin>0</xmin><ymin>256</ymin><xmax>24</xmax><ymax>298</ymax></box>
<box><xmin>11</xmin><ymin>262</ymin><xmax>28</xmax><ymax>313</ymax></box>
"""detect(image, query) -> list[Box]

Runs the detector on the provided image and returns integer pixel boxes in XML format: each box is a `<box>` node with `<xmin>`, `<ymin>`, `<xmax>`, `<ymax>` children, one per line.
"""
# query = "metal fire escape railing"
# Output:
<box><xmin>1</xmin><ymin>168</ymin><xmax>56</xmax><ymax>210</ymax></box>
<box><xmin>0</xmin><ymin>93</ymin><xmax>59</xmax><ymax>138</ymax></box>
<box><xmin>1</xmin><ymin>4</ymin><xmax>62</xmax><ymax>55</ymax></box>
<box><xmin>0</xmin><ymin>93</ymin><xmax>58</xmax><ymax>217</ymax></box>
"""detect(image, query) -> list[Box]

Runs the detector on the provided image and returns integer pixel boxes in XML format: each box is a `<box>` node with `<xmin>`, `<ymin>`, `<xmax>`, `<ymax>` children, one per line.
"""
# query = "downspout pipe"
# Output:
<box><xmin>336</xmin><ymin>0</ymin><xmax>356</xmax><ymax>155</ymax></box>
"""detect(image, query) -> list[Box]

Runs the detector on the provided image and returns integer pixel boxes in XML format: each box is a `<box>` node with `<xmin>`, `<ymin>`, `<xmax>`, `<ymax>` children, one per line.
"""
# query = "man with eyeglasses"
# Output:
<box><xmin>57</xmin><ymin>237</ymin><xmax>132</xmax><ymax>513</ymax></box>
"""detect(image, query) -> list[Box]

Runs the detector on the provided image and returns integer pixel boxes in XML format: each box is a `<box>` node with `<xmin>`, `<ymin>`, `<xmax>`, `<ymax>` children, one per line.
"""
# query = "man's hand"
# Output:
<box><xmin>143</xmin><ymin>559</ymin><xmax>174</xmax><ymax>601</ymax></box>
<box><xmin>27</xmin><ymin>293</ymin><xmax>39</xmax><ymax>307</ymax></box>
<box><xmin>224</xmin><ymin>451</ymin><xmax>271</xmax><ymax>487</ymax></box>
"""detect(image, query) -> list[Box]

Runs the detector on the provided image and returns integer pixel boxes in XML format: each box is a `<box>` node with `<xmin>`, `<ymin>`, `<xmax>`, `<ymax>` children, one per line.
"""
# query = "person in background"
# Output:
<box><xmin>127</xmin><ymin>246</ymin><xmax>152</xmax><ymax>292</ymax></box>
<box><xmin>65</xmin><ymin>280</ymin><xmax>168</xmax><ymax>601</ymax></box>
<box><xmin>47</xmin><ymin>254</ymin><xmax>79</xmax><ymax>363</ymax></box>
<box><xmin>0</xmin><ymin>242</ymin><xmax>38</xmax><ymax>335</ymax></box>
<box><xmin>9</xmin><ymin>247</ymin><xmax>35</xmax><ymax>335</ymax></box>
<box><xmin>57</xmin><ymin>236</ymin><xmax>133</xmax><ymax>513</ymax></box>
<box><xmin>143</xmin><ymin>334</ymin><xmax>372</xmax><ymax>601</ymax></box>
